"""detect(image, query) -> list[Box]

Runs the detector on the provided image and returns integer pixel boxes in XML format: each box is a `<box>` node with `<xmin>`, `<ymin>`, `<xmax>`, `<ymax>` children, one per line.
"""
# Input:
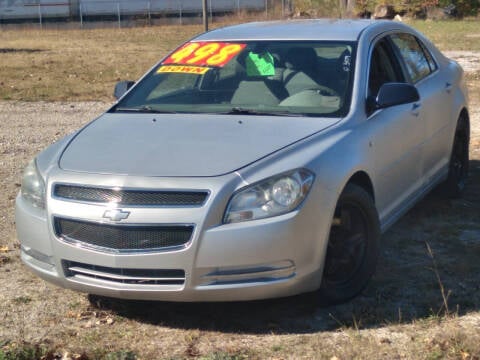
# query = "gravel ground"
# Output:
<box><xmin>0</xmin><ymin>101</ymin><xmax>108</xmax><ymax>250</ymax></box>
<box><xmin>443</xmin><ymin>51</ymin><xmax>480</xmax><ymax>74</ymax></box>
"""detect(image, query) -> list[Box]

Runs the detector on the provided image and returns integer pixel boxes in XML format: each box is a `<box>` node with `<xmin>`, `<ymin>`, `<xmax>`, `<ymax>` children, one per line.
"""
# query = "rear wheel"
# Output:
<box><xmin>442</xmin><ymin>117</ymin><xmax>469</xmax><ymax>198</ymax></box>
<box><xmin>318</xmin><ymin>184</ymin><xmax>380</xmax><ymax>305</ymax></box>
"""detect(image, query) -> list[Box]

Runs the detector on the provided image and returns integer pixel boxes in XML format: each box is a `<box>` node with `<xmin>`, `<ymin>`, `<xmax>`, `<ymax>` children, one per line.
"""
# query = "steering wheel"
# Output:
<box><xmin>310</xmin><ymin>85</ymin><xmax>339</xmax><ymax>97</ymax></box>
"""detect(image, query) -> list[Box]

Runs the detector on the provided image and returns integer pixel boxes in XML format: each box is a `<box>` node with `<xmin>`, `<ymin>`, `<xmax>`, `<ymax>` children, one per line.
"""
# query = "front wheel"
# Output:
<box><xmin>318</xmin><ymin>184</ymin><xmax>380</xmax><ymax>305</ymax></box>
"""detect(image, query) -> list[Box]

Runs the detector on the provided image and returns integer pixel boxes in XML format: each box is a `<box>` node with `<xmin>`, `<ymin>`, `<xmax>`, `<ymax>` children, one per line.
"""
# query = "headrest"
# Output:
<box><xmin>285</xmin><ymin>47</ymin><xmax>318</xmax><ymax>71</ymax></box>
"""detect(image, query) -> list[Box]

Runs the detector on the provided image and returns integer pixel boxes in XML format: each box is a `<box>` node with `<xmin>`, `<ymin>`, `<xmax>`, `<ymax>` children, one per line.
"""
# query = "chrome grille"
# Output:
<box><xmin>53</xmin><ymin>184</ymin><xmax>208</xmax><ymax>206</ymax></box>
<box><xmin>54</xmin><ymin>218</ymin><xmax>193</xmax><ymax>253</ymax></box>
<box><xmin>62</xmin><ymin>260</ymin><xmax>185</xmax><ymax>285</ymax></box>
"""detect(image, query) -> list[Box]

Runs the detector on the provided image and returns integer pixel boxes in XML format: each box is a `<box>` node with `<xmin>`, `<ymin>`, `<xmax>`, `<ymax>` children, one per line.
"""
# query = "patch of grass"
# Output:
<box><xmin>198</xmin><ymin>351</ymin><xmax>254</xmax><ymax>360</ymax></box>
<box><xmin>81</xmin><ymin>329</ymin><xmax>103</xmax><ymax>347</ymax></box>
<box><xmin>0</xmin><ymin>344</ymin><xmax>46</xmax><ymax>360</ymax></box>
<box><xmin>270</xmin><ymin>344</ymin><xmax>284</xmax><ymax>352</ymax></box>
<box><xmin>104</xmin><ymin>350</ymin><xmax>137</xmax><ymax>360</ymax></box>
<box><xmin>12</xmin><ymin>297</ymin><xmax>32</xmax><ymax>305</ymax></box>
<box><xmin>422</xmin><ymin>329</ymin><xmax>480</xmax><ymax>360</ymax></box>
<box><xmin>0</xmin><ymin>19</ymin><xmax>479</xmax><ymax>101</ymax></box>
<box><xmin>0</xmin><ymin>344</ymin><xmax>138</xmax><ymax>360</ymax></box>
<box><xmin>407</xmin><ymin>19</ymin><xmax>480</xmax><ymax>51</ymax></box>
<box><xmin>0</xmin><ymin>25</ymin><xmax>203</xmax><ymax>102</ymax></box>
<box><xmin>466</xmin><ymin>70</ymin><xmax>480</xmax><ymax>81</ymax></box>
<box><xmin>68</xmin><ymin>301</ymin><xmax>83</xmax><ymax>310</ymax></box>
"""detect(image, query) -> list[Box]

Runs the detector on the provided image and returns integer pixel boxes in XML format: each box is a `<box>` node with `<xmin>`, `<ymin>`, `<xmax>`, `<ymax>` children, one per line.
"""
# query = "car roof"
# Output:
<box><xmin>195</xmin><ymin>19</ymin><xmax>395</xmax><ymax>42</ymax></box>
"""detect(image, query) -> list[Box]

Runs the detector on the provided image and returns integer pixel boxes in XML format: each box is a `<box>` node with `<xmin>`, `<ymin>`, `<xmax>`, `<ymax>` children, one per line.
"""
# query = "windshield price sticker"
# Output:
<box><xmin>157</xmin><ymin>65</ymin><xmax>210</xmax><ymax>75</ymax></box>
<box><xmin>163</xmin><ymin>42</ymin><xmax>246</xmax><ymax>67</ymax></box>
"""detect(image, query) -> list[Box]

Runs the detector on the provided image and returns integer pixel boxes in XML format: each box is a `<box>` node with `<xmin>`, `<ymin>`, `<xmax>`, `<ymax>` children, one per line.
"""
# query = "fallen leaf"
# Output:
<box><xmin>83</xmin><ymin>320</ymin><xmax>94</xmax><ymax>328</ymax></box>
<box><xmin>65</xmin><ymin>311</ymin><xmax>77</xmax><ymax>318</ymax></box>
<box><xmin>0</xmin><ymin>246</ymin><xmax>9</xmax><ymax>253</ymax></box>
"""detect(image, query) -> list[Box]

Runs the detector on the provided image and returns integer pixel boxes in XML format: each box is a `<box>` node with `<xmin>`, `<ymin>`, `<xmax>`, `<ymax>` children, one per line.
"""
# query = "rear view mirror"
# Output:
<box><xmin>114</xmin><ymin>81</ymin><xmax>135</xmax><ymax>99</ymax></box>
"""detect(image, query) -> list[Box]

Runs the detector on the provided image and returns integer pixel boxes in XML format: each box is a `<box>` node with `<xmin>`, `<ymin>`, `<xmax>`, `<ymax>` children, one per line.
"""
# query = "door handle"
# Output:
<box><xmin>445</xmin><ymin>82</ymin><xmax>452</xmax><ymax>93</ymax></box>
<box><xmin>411</xmin><ymin>102</ymin><xmax>421</xmax><ymax>116</ymax></box>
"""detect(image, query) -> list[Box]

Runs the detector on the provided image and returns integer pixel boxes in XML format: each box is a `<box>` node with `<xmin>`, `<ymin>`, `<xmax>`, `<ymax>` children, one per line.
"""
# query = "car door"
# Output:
<box><xmin>365</xmin><ymin>36</ymin><xmax>425</xmax><ymax>226</ymax></box>
<box><xmin>389</xmin><ymin>33</ymin><xmax>455</xmax><ymax>186</ymax></box>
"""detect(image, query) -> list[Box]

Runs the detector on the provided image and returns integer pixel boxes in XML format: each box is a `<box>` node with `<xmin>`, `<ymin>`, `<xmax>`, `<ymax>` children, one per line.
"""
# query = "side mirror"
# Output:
<box><xmin>367</xmin><ymin>82</ymin><xmax>420</xmax><ymax>115</ymax></box>
<box><xmin>376</xmin><ymin>82</ymin><xmax>420</xmax><ymax>109</ymax></box>
<box><xmin>114</xmin><ymin>80</ymin><xmax>135</xmax><ymax>99</ymax></box>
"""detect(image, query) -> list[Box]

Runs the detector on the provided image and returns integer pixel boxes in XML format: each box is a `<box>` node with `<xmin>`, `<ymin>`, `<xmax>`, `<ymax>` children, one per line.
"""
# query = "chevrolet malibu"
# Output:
<box><xmin>16</xmin><ymin>19</ymin><xmax>470</xmax><ymax>304</ymax></box>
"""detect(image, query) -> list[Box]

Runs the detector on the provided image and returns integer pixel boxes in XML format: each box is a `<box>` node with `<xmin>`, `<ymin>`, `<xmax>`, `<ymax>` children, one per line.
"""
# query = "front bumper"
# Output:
<box><xmin>15</xmin><ymin>173</ymin><xmax>335</xmax><ymax>302</ymax></box>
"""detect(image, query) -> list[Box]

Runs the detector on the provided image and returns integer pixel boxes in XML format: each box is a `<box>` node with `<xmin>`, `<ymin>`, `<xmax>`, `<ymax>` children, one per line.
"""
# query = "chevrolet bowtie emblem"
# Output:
<box><xmin>103</xmin><ymin>209</ymin><xmax>130</xmax><ymax>221</ymax></box>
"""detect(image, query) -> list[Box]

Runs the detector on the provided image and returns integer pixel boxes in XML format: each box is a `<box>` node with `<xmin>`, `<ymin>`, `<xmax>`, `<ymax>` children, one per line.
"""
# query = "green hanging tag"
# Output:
<box><xmin>246</xmin><ymin>51</ymin><xmax>275</xmax><ymax>76</ymax></box>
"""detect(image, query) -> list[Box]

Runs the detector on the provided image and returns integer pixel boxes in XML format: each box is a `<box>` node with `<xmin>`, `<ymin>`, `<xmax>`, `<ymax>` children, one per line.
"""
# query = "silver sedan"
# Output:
<box><xmin>16</xmin><ymin>19</ymin><xmax>470</xmax><ymax>304</ymax></box>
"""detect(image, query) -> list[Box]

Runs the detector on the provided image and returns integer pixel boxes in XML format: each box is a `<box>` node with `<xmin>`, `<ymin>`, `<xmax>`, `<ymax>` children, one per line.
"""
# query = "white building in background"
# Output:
<box><xmin>0</xmin><ymin>0</ymin><xmax>265</xmax><ymax>20</ymax></box>
<box><xmin>0</xmin><ymin>0</ymin><xmax>70</xmax><ymax>19</ymax></box>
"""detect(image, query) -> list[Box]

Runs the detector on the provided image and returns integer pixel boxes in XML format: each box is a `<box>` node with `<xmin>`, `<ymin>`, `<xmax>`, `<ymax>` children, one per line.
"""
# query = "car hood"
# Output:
<box><xmin>59</xmin><ymin>113</ymin><xmax>339</xmax><ymax>177</ymax></box>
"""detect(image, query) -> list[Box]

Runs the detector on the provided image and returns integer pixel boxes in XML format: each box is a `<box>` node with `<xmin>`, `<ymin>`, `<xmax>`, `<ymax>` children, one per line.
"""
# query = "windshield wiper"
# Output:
<box><xmin>226</xmin><ymin>107</ymin><xmax>305</xmax><ymax>117</ymax></box>
<box><xmin>113</xmin><ymin>105</ymin><xmax>178</xmax><ymax>114</ymax></box>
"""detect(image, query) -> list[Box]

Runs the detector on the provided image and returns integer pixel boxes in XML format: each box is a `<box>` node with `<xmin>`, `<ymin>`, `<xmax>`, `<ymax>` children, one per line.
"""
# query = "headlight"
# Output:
<box><xmin>224</xmin><ymin>169</ymin><xmax>314</xmax><ymax>224</ymax></box>
<box><xmin>21</xmin><ymin>159</ymin><xmax>46</xmax><ymax>209</ymax></box>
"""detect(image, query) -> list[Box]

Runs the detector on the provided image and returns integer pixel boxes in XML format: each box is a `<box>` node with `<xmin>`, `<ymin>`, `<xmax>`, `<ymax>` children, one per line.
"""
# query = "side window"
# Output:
<box><xmin>368</xmin><ymin>38</ymin><xmax>403</xmax><ymax>98</ymax></box>
<box><xmin>418</xmin><ymin>39</ymin><xmax>438</xmax><ymax>73</ymax></box>
<box><xmin>390</xmin><ymin>33</ymin><xmax>433</xmax><ymax>83</ymax></box>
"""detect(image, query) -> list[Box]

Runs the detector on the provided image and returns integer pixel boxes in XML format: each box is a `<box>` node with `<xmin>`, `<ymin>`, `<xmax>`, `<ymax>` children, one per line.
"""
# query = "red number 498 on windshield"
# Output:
<box><xmin>162</xmin><ymin>42</ymin><xmax>246</xmax><ymax>67</ymax></box>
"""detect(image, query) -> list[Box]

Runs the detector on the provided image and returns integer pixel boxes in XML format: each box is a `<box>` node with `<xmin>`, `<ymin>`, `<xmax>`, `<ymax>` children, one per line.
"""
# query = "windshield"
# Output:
<box><xmin>113</xmin><ymin>40</ymin><xmax>355</xmax><ymax>117</ymax></box>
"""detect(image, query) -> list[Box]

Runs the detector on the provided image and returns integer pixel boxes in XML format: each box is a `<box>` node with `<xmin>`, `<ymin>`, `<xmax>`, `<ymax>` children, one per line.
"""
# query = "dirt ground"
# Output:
<box><xmin>0</xmin><ymin>60</ymin><xmax>479</xmax><ymax>358</ymax></box>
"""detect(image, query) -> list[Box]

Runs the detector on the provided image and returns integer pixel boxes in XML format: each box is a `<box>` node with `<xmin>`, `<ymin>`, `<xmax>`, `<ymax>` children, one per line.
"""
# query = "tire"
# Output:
<box><xmin>442</xmin><ymin>117</ymin><xmax>469</xmax><ymax>198</ymax></box>
<box><xmin>318</xmin><ymin>184</ymin><xmax>380</xmax><ymax>305</ymax></box>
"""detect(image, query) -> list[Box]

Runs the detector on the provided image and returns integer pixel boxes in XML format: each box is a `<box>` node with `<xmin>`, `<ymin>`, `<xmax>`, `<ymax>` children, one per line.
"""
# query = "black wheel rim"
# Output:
<box><xmin>450</xmin><ymin>132</ymin><xmax>468</xmax><ymax>189</ymax></box>
<box><xmin>324</xmin><ymin>202</ymin><xmax>368</xmax><ymax>285</ymax></box>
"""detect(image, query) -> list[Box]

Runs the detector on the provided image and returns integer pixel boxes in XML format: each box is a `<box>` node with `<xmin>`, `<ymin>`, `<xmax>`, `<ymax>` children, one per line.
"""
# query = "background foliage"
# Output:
<box><xmin>292</xmin><ymin>0</ymin><xmax>479</xmax><ymax>18</ymax></box>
